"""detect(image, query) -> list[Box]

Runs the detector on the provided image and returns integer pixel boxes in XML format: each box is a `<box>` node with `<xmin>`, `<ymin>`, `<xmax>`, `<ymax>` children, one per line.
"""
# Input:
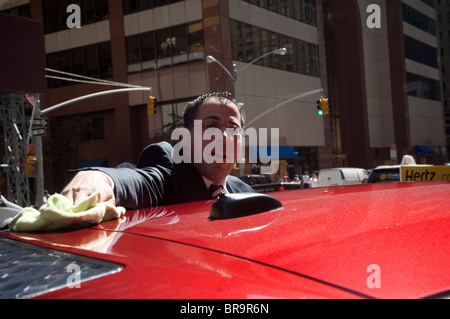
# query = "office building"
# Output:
<box><xmin>324</xmin><ymin>0</ymin><xmax>445</xmax><ymax>167</ymax></box>
<box><xmin>437</xmin><ymin>0</ymin><xmax>450</xmax><ymax>160</ymax></box>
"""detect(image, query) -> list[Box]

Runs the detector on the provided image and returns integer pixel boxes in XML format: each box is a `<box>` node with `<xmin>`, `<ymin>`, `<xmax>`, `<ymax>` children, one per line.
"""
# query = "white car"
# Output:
<box><xmin>0</xmin><ymin>194</ymin><xmax>22</xmax><ymax>229</ymax></box>
<box><xmin>318</xmin><ymin>168</ymin><xmax>368</xmax><ymax>187</ymax></box>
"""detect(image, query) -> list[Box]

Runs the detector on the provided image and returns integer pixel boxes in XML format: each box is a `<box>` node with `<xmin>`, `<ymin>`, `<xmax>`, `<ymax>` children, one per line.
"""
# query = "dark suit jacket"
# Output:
<box><xmin>94</xmin><ymin>142</ymin><xmax>253</xmax><ymax>209</ymax></box>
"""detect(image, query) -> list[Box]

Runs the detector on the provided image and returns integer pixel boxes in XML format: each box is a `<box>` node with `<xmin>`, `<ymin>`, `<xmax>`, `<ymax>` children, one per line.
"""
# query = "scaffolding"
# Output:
<box><xmin>0</xmin><ymin>93</ymin><xmax>30</xmax><ymax>206</ymax></box>
<box><xmin>0</xmin><ymin>69</ymin><xmax>151</xmax><ymax>207</ymax></box>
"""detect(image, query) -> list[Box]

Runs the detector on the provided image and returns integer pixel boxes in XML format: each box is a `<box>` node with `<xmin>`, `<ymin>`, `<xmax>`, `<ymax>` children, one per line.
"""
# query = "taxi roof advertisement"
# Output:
<box><xmin>401</xmin><ymin>166</ymin><xmax>450</xmax><ymax>182</ymax></box>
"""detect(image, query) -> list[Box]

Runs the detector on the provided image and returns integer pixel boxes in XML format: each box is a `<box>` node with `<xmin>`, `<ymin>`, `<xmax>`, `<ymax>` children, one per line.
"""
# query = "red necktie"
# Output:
<box><xmin>209</xmin><ymin>184</ymin><xmax>224</xmax><ymax>199</ymax></box>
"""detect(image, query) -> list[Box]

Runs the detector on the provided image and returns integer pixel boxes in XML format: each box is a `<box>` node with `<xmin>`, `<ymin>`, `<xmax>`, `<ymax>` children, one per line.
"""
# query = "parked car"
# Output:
<box><xmin>1</xmin><ymin>181</ymin><xmax>449</xmax><ymax>299</ymax></box>
<box><xmin>318</xmin><ymin>168</ymin><xmax>368</xmax><ymax>187</ymax></box>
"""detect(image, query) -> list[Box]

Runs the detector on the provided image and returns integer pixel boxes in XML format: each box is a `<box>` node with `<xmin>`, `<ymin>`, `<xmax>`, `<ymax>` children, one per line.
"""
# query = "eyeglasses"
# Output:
<box><xmin>193</xmin><ymin>121</ymin><xmax>244</xmax><ymax>136</ymax></box>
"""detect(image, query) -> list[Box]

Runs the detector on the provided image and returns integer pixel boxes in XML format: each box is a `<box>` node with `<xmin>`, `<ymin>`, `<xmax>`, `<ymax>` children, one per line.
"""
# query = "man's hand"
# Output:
<box><xmin>62</xmin><ymin>171</ymin><xmax>115</xmax><ymax>205</ymax></box>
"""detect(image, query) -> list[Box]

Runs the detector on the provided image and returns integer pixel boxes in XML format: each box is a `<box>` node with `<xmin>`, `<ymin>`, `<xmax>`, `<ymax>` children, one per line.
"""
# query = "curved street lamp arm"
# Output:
<box><xmin>237</xmin><ymin>48</ymin><xmax>287</xmax><ymax>73</ymax></box>
<box><xmin>206</xmin><ymin>56</ymin><xmax>236</xmax><ymax>81</ymax></box>
<box><xmin>41</xmin><ymin>87</ymin><xmax>152</xmax><ymax>115</ymax></box>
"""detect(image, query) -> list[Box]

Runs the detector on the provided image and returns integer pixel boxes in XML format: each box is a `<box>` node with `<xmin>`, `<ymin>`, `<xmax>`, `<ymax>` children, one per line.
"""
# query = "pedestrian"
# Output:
<box><xmin>293</xmin><ymin>174</ymin><xmax>300</xmax><ymax>183</ymax></box>
<box><xmin>309</xmin><ymin>173</ymin><xmax>319</xmax><ymax>188</ymax></box>
<box><xmin>302</xmin><ymin>171</ymin><xmax>310</xmax><ymax>188</ymax></box>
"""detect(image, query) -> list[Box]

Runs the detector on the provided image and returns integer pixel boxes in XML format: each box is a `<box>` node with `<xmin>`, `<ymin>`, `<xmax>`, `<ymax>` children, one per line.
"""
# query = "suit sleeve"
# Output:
<box><xmin>91</xmin><ymin>142</ymin><xmax>174</xmax><ymax>209</ymax></box>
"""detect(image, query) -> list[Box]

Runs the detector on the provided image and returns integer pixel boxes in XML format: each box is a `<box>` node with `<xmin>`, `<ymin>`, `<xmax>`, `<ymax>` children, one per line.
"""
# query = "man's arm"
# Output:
<box><xmin>61</xmin><ymin>142</ymin><xmax>174</xmax><ymax>209</ymax></box>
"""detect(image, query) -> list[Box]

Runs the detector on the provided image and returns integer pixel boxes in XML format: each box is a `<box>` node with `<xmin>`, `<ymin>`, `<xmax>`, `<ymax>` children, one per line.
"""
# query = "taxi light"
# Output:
<box><xmin>401</xmin><ymin>155</ymin><xmax>416</xmax><ymax>165</ymax></box>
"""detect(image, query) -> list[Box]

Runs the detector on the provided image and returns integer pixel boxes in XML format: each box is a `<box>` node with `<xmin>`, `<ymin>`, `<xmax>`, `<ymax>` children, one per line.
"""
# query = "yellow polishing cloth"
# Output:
<box><xmin>9</xmin><ymin>192</ymin><xmax>126</xmax><ymax>232</ymax></box>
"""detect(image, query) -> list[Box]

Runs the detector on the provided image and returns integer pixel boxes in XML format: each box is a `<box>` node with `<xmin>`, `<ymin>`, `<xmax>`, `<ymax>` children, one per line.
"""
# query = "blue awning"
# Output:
<box><xmin>249</xmin><ymin>146</ymin><xmax>298</xmax><ymax>161</ymax></box>
<box><xmin>77</xmin><ymin>158</ymin><xmax>107</xmax><ymax>169</ymax></box>
<box><xmin>415</xmin><ymin>145</ymin><xmax>435</xmax><ymax>155</ymax></box>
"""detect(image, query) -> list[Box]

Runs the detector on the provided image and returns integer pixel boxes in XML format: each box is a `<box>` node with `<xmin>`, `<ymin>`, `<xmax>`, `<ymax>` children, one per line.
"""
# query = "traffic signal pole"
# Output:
<box><xmin>27</xmin><ymin>94</ymin><xmax>45</xmax><ymax>207</ymax></box>
<box><xmin>34</xmin><ymin>123</ymin><xmax>44</xmax><ymax>208</ymax></box>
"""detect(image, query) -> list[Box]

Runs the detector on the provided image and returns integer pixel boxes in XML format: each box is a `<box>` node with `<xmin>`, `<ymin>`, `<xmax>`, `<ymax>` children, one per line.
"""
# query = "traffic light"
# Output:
<box><xmin>147</xmin><ymin>96</ymin><xmax>156</xmax><ymax>115</ymax></box>
<box><xmin>317</xmin><ymin>98</ymin><xmax>323</xmax><ymax>115</ymax></box>
<box><xmin>322</xmin><ymin>97</ymin><xmax>329</xmax><ymax>115</ymax></box>
<box><xmin>316</xmin><ymin>97</ymin><xmax>329</xmax><ymax>115</ymax></box>
<box><xmin>25</xmin><ymin>155</ymin><xmax>38</xmax><ymax>178</ymax></box>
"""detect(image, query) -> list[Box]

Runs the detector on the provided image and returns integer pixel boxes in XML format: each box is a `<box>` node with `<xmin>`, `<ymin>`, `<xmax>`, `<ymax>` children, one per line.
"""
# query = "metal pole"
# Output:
<box><xmin>233</xmin><ymin>63</ymin><xmax>245</xmax><ymax>175</ymax></box>
<box><xmin>233</xmin><ymin>63</ymin><xmax>238</xmax><ymax>101</ymax></box>
<box><xmin>41</xmin><ymin>87</ymin><xmax>151</xmax><ymax>115</ymax></box>
<box><xmin>34</xmin><ymin>129</ymin><xmax>44</xmax><ymax>208</ymax></box>
<box><xmin>28</xmin><ymin>94</ymin><xmax>45</xmax><ymax>208</ymax></box>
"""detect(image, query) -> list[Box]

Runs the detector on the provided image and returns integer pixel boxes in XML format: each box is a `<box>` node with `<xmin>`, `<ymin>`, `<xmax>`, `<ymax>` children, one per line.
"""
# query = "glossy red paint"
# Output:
<box><xmin>2</xmin><ymin>181</ymin><xmax>449</xmax><ymax>298</ymax></box>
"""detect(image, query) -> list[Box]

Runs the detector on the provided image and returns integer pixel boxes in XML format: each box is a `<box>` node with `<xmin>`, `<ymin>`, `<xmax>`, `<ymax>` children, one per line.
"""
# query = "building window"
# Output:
<box><xmin>404</xmin><ymin>35</ymin><xmax>438</xmax><ymax>68</ymax></box>
<box><xmin>402</xmin><ymin>3</ymin><xmax>437</xmax><ymax>36</ymax></box>
<box><xmin>123</xmin><ymin>0</ymin><xmax>185</xmax><ymax>15</ymax></box>
<box><xmin>0</xmin><ymin>4</ymin><xmax>31</xmax><ymax>18</ymax></box>
<box><xmin>125</xmin><ymin>21</ymin><xmax>204</xmax><ymax>73</ymax></box>
<box><xmin>42</xmin><ymin>0</ymin><xmax>109</xmax><ymax>34</ymax></box>
<box><xmin>406</xmin><ymin>72</ymin><xmax>441</xmax><ymax>101</ymax></box>
<box><xmin>161</xmin><ymin>101</ymin><xmax>186</xmax><ymax>132</ymax></box>
<box><xmin>420</xmin><ymin>0</ymin><xmax>436</xmax><ymax>8</ymax></box>
<box><xmin>279</xmin><ymin>3</ymin><xmax>293</xmax><ymax>18</ymax></box>
<box><xmin>46</xmin><ymin>42</ymin><xmax>113</xmax><ymax>88</ymax></box>
<box><xmin>242</xmin><ymin>0</ymin><xmax>317</xmax><ymax>26</ymax></box>
<box><xmin>81</xmin><ymin>116</ymin><xmax>105</xmax><ymax>141</ymax></box>
<box><xmin>231</xmin><ymin>20</ymin><xmax>320</xmax><ymax>77</ymax></box>
<box><xmin>82</xmin><ymin>0</ymin><xmax>109</xmax><ymax>25</ymax></box>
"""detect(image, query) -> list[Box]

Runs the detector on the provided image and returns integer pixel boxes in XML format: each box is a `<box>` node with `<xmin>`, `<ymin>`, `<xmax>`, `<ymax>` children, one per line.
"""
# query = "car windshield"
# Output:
<box><xmin>367</xmin><ymin>168</ymin><xmax>400</xmax><ymax>183</ymax></box>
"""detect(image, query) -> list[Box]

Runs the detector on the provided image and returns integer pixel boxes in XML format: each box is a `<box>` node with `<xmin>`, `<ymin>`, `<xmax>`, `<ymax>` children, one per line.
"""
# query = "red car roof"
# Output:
<box><xmin>3</xmin><ymin>181</ymin><xmax>450</xmax><ymax>298</ymax></box>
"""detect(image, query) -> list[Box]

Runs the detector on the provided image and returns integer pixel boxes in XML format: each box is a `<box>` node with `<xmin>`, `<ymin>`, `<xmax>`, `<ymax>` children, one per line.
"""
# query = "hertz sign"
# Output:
<box><xmin>401</xmin><ymin>166</ymin><xmax>450</xmax><ymax>182</ymax></box>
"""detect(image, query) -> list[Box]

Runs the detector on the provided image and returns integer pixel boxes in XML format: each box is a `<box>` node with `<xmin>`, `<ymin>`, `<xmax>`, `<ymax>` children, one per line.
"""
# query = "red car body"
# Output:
<box><xmin>1</xmin><ymin>181</ymin><xmax>449</xmax><ymax>299</ymax></box>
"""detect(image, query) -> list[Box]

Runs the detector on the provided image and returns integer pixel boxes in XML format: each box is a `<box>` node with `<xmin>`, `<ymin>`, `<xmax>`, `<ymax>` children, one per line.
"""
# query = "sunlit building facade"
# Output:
<box><xmin>324</xmin><ymin>0</ymin><xmax>445</xmax><ymax>167</ymax></box>
<box><xmin>1</xmin><ymin>0</ymin><xmax>446</xmax><ymax>193</ymax></box>
<box><xmin>1</xmin><ymin>0</ymin><xmax>330</xmax><ymax>191</ymax></box>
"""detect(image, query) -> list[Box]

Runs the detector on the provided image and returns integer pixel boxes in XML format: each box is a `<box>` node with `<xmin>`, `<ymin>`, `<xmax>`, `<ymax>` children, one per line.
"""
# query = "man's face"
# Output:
<box><xmin>190</xmin><ymin>96</ymin><xmax>242</xmax><ymax>184</ymax></box>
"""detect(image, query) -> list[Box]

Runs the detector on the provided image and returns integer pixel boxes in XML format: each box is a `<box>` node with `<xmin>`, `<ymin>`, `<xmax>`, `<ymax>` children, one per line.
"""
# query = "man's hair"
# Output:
<box><xmin>183</xmin><ymin>92</ymin><xmax>245</xmax><ymax>129</ymax></box>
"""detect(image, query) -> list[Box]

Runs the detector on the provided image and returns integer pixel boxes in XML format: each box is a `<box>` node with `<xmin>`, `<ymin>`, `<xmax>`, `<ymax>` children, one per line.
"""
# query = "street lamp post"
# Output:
<box><xmin>206</xmin><ymin>48</ymin><xmax>287</xmax><ymax>175</ymax></box>
<box><xmin>206</xmin><ymin>47</ymin><xmax>286</xmax><ymax>102</ymax></box>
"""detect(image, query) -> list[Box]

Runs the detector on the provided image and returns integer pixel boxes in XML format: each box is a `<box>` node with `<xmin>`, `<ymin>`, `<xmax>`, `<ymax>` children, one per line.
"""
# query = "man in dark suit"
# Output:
<box><xmin>62</xmin><ymin>92</ymin><xmax>253</xmax><ymax>209</ymax></box>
